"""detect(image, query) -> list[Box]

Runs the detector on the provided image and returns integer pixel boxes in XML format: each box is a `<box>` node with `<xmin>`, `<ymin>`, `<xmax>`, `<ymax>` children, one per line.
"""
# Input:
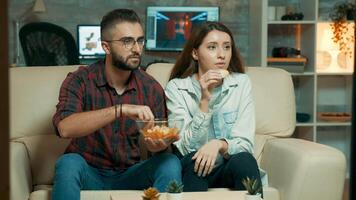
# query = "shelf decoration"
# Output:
<box><xmin>317</xmin><ymin>23</ymin><xmax>354</xmax><ymax>73</ymax></box>
<box><xmin>329</xmin><ymin>2</ymin><xmax>355</xmax><ymax>58</ymax></box>
<box><xmin>318</xmin><ymin>112</ymin><xmax>351</xmax><ymax>122</ymax></box>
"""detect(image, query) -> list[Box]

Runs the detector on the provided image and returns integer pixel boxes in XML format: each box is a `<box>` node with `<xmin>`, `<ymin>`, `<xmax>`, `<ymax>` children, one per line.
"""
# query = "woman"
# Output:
<box><xmin>165</xmin><ymin>21</ymin><xmax>263</xmax><ymax>193</ymax></box>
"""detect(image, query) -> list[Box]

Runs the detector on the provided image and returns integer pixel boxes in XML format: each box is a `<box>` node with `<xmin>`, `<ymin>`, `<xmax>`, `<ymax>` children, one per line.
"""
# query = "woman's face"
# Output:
<box><xmin>192</xmin><ymin>30</ymin><xmax>232</xmax><ymax>75</ymax></box>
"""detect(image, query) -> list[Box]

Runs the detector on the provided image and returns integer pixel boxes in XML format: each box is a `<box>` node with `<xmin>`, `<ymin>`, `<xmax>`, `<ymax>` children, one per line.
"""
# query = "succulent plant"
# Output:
<box><xmin>242</xmin><ymin>177</ymin><xmax>262</xmax><ymax>195</ymax></box>
<box><xmin>142</xmin><ymin>187</ymin><xmax>160</xmax><ymax>200</ymax></box>
<box><xmin>165</xmin><ymin>180</ymin><xmax>184</xmax><ymax>193</ymax></box>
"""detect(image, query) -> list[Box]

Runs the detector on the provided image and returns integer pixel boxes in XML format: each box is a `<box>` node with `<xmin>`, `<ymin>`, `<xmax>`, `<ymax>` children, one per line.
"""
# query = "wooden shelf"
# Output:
<box><xmin>267</xmin><ymin>57</ymin><xmax>307</xmax><ymax>63</ymax></box>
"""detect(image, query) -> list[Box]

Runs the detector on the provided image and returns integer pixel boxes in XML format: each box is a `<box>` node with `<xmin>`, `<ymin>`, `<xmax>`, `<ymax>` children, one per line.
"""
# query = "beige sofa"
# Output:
<box><xmin>10</xmin><ymin>63</ymin><xmax>346</xmax><ymax>200</ymax></box>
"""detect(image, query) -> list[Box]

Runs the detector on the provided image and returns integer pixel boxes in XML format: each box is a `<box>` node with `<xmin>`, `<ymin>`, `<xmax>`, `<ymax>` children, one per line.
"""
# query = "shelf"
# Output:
<box><xmin>317</xmin><ymin>72</ymin><xmax>354</xmax><ymax>76</ymax></box>
<box><xmin>316</xmin><ymin>122</ymin><xmax>352</xmax><ymax>126</ymax></box>
<box><xmin>267</xmin><ymin>24</ymin><xmax>315</xmax><ymax>72</ymax></box>
<box><xmin>296</xmin><ymin>123</ymin><xmax>315</xmax><ymax>127</ymax></box>
<box><xmin>267</xmin><ymin>57</ymin><xmax>307</xmax><ymax>63</ymax></box>
<box><xmin>293</xmin><ymin>76</ymin><xmax>315</xmax><ymax>119</ymax></box>
<box><xmin>268</xmin><ymin>20</ymin><xmax>316</xmax><ymax>24</ymax></box>
<box><xmin>254</xmin><ymin>0</ymin><xmax>353</xmax><ymax>178</ymax></box>
<box><xmin>291</xmin><ymin>72</ymin><xmax>314</xmax><ymax>76</ymax></box>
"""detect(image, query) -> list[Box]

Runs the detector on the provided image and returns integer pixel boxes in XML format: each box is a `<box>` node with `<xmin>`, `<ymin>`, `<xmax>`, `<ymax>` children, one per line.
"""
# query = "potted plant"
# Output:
<box><xmin>165</xmin><ymin>180</ymin><xmax>184</xmax><ymax>200</ymax></box>
<box><xmin>242</xmin><ymin>177</ymin><xmax>262</xmax><ymax>200</ymax></box>
<box><xmin>142</xmin><ymin>187</ymin><xmax>160</xmax><ymax>200</ymax></box>
<box><xmin>329</xmin><ymin>2</ymin><xmax>356</xmax><ymax>57</ymax></box>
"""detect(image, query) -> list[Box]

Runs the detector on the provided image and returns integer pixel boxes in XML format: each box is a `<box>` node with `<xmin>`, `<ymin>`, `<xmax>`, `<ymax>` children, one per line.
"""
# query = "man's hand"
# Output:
<box><xmin>192</xmin><ymin>139</ymin><xmax>222</xmax><ymax>177</ymax></box>
<box><xmin>144</xmin><ymin>134</ymin><xmax>180</xmax><ymax>153</ymax></box>
<box><xmin>122</xmin><ymin>104</ymin><xmax>154</xmax><ymax>120</ymax></box>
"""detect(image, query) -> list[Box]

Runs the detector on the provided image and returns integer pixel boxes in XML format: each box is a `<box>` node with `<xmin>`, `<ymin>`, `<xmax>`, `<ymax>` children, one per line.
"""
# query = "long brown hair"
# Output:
<box><xmin>169</xmin><ymin>21</ymin><xmax>244</xmax><ymax>80</ymax></box>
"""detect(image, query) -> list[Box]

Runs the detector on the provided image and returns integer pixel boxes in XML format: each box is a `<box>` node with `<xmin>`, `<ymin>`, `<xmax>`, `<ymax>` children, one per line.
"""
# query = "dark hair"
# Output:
<box><xmin>100</xmin><ymin>9</ymin><xmax>141</xmax><ymax>41</ymax></box>
<box><xmin>169</xmin><ymin>21</ymin><xmax>244</xmax><ymax>80</ymax></box>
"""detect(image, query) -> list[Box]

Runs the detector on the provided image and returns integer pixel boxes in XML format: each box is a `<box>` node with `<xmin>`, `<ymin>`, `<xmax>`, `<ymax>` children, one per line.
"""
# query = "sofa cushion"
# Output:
<box><xmin>246</xmin><ymin>67</ymin><xmax>295</xmax><ymax>137</ymax></box>
<box><xmin>10</xmin><ymin>142</ymin><xmax>32</xmax><ymax>200</ymax></box>
<box><xmin>29</xmin><ymin>190</ymin><xmax>51</xmax><ymax>200</ymax></box>
<box><xmin>10</xmin><ymin>66</ymin><xmax>80</xmax><ymax>139</ymax></box>
<box><xmin>254</xmin><ymin>134</ymin><xmax>275</xmax><ymax>163</ymax></box>
<box><xmin>14</xmin><ymin>134</ymin><xmax>70</xmax><ymax>185</ymax></box>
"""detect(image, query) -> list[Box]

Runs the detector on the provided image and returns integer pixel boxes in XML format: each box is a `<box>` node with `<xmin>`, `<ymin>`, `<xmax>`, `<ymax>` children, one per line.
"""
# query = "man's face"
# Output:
<box><xmin>106</xmin><ymin>22</ymin><xmax>144</xmax><ymax>71</ymax></box>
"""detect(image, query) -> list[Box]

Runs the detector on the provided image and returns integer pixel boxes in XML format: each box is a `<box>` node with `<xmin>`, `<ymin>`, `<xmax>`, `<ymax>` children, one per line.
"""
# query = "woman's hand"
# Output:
<box><xmin>198</xmin><ymin>70</ymin><xmax>223</xmax><ymax>101</ymax></box>
<box><xmin>192</xmin><ymin>139</ymin><xmax>223</xmax><ymax>177</ymax></box>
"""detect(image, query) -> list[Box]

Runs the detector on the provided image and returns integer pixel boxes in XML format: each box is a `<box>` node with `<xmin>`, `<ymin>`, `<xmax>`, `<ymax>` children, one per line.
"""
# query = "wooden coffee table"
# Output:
<box><xmin>81</xmin><ymin>190</ymin><xmax>246</xmax><ymax>200</ymax></box>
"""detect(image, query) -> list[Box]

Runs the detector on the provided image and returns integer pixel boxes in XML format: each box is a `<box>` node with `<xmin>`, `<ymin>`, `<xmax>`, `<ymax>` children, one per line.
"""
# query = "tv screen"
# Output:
<box><xmin>77</xmin><ymin>25</ymin><xmax>105</xmax><ymax>59</ymax></box>
<box><xmin>146</xmin><ymin>6</ymin><xmax>219</xmax><ymax>51</ymax></box>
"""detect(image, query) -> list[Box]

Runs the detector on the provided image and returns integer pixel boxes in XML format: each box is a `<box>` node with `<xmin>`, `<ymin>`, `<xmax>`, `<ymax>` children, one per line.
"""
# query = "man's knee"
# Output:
<box><xmin>153</xmin><ymin>152</ymin><xmax>182</xmax><ymax>176</ymax></box>
<box><xmin>156</xmin><ymin>152</ymin><xmax>181</xmax><ymax>168</ymax></box>
<box><xmin>55</xmin><ymin>153</ymin><xmax>87</xmax><ymax>176</ymax></box>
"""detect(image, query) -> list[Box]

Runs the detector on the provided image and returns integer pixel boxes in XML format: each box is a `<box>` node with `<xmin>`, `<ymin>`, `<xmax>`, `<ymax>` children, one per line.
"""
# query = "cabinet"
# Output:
<box><xmin>249</xmin><ymin>0</ymin><xmax>354</xmax><ymax>176</ymax></box>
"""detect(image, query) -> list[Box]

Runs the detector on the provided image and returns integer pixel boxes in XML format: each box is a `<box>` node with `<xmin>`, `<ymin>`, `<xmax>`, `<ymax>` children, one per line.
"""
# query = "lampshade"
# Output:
<box><xmin>32</xmin><ymin>0</ymin><xmax>46</xmax><ymax>13</ymax></box>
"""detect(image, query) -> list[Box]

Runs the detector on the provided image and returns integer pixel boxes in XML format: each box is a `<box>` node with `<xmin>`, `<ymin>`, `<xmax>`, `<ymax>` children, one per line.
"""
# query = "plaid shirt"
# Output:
<box><xmin>53</xmin><ymin>60</ymin><xmax>167</xmax><ymax>170</ymax></box>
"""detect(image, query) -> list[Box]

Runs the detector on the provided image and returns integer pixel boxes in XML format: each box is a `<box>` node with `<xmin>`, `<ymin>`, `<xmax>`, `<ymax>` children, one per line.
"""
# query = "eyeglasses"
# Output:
<box><xmin>105</xmin><ymin>37</ymin><xmax>145</xmax><ymax>49</ymax></box>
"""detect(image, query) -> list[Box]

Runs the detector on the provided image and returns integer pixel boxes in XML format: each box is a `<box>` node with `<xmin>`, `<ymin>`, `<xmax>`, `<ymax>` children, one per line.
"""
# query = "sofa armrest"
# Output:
<box><xmin>10</xmin><ymin>141</ymin><xmax>32</xmax><ymax>200</ymax></box>
<box><xmin>260</xmin><ymin>138</ymin><xmax>346</xmax><ymax>200</ymax></box>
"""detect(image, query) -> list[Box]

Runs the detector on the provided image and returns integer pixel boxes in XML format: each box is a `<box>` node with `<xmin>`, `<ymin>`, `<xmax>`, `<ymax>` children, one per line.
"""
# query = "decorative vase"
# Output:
<box><xmin>166</xmin><ymin>193</ymin><xmax>183</xmax><ymax>200</ymax></box>
<box><xmin>245</xmin><ymin>193</ymin><xmax>262</xmax><ymax>200</ymax></box>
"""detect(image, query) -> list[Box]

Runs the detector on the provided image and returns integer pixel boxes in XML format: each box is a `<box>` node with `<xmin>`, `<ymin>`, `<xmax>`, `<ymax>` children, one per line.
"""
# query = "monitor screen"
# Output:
<box><xmin>146</xmin><ymin>6</ymin><xmax>219</xmax><ymax>51</ymax></box>
<box><xmin>77</xmin><ymin>25</ymin><xmax>105</xmax><ymax>59</ymax></box>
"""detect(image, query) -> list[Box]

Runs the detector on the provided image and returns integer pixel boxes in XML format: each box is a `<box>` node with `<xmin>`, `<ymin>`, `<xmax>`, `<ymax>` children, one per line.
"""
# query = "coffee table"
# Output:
<box><xmin>81</xmin><ymin>190</ymin><xmax>246</xmax><ymax>200</ymax></box>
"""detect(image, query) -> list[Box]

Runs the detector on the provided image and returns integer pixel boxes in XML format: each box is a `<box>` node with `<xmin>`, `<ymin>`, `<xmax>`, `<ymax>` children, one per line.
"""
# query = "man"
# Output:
<box><xmin>52</xmin><ymin>9</ymin><xmax>181</xmax><ymax>200</ymax></box>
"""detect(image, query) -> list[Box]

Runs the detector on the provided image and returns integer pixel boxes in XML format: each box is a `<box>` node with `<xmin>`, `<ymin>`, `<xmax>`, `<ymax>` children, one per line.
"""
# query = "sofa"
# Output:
<box><xmin>10</xmin><ymin>63</ymin><xmax>346</xmax><ymax>200</ymax></box>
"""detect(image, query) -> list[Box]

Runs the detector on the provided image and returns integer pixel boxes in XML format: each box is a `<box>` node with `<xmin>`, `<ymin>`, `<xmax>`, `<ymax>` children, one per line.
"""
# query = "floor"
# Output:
<box><xmin>343</xmin><ymin>178</ymin><xmax>349</xmax><ymax>200</ymax></box>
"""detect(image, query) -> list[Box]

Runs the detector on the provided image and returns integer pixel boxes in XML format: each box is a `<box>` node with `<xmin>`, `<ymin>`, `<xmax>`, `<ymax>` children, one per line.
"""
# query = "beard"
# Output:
<box><xmin>112</xmin><ymin>52</ymin><xmax>141</xmax><ymax>71</ymax></box>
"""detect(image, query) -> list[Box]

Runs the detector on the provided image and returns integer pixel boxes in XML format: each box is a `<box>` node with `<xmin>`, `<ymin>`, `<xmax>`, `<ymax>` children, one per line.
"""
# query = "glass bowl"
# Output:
<box><xmin>136</xmin><ymin>118</ymin><xmax>184</xmax><ymax>141</ymax></box>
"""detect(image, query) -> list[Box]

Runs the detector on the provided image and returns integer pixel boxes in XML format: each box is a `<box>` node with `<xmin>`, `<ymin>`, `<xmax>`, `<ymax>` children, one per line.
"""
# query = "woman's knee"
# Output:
<box><xmin>228</xmin><ymin>152</ymin><xmax>259</xmax><ymax>172</ymax></box>
<box><xmin>180</xmin><ymin>151</ymin><xmax>196</xmax><ymax>169</ymax></box>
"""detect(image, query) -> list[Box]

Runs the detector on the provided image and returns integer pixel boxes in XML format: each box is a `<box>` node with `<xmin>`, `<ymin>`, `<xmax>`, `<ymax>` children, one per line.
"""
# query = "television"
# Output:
<box><xmin>77</xmin><ymin>25</ymin><xmax>105</xmax><ymax>59</ymax></box>
<box><xmin>145</xmin><ymin>6</ymin><xmax>219</xmax><ymax>51</ymax></box>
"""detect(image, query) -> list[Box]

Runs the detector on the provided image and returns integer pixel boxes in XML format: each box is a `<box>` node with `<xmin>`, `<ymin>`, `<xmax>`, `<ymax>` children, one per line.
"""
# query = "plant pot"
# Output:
<box><xmin>166</xmin><ymin>193</ymin><xmax>183</xmax><ymax>200</ymax></box>
<box><xmin>245</xmin><ymin>193</ymin><xmax>262</xmax><ymax>200</ymax></box>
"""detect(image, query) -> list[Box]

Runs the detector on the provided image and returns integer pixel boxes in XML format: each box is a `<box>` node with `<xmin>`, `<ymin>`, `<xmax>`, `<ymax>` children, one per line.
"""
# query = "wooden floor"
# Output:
<box><xmin>343</xmin><ymin>179</ymin><xmax>349</xmax><ymax>200</ymax></box>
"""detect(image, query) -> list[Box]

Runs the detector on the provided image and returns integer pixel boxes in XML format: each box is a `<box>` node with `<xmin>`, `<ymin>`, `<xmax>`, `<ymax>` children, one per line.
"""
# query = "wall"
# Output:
<box><xmin>8</xmin><ymin>0</ymin><xmax>250</xmax><ymax>67</ymax></box>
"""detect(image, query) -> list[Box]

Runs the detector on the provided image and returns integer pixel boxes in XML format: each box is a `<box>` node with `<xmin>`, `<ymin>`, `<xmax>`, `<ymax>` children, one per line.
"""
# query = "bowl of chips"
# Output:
<box><xmin>136</xmin><ymin>118</ymin><xmax>184</xmax><ymax>141</ymax></box>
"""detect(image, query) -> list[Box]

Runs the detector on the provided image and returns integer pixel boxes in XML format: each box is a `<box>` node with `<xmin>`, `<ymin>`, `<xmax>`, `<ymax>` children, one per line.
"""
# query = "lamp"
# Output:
<box><xmin>32</xmin><ymin>0</ymin><xmax>46</xmax><ymax>13</ymax></box>
<box><xmin>14</xmin><ymin>0</ymin><xmax>46</xmax><ymax>66</ymax></box>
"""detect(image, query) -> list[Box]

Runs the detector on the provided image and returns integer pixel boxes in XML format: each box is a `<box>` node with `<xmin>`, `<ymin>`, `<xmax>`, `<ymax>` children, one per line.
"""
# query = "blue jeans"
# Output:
<box><xmin>52</xmin><ymin>152</ymin><xmax>182</xmax><ymax>200</ymax></box>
